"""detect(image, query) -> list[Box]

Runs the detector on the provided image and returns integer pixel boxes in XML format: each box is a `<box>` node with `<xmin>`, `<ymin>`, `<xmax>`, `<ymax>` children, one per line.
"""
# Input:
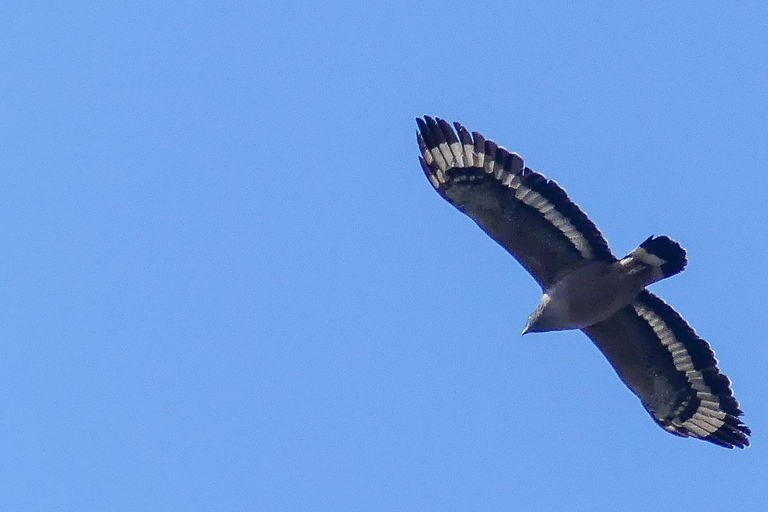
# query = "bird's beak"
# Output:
<box><xmin>521</xmin><ymin>320</ymin><xmax>534</xmax><ymax>336</ymax></box>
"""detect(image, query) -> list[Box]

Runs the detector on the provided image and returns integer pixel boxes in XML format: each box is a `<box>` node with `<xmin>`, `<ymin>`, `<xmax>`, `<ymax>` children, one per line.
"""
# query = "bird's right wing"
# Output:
<box><xmin>582</xmin><ymin>290</ymin><xmax>750</xmax><ymax>448</ymax></box>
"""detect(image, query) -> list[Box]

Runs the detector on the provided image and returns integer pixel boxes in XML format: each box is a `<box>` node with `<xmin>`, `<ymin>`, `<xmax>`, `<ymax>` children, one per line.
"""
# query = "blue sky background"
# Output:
<box><xmin>1</xmin><ymin>2</ymin><xmax>766</xmax><ymax>510</ymax></box>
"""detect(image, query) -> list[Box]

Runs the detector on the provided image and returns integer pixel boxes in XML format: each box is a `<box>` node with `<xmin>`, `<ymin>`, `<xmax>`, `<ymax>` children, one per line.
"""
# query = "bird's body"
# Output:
<box><xmin>528</xmin><ymin>260</ymin><xmax>643</xmax><ymax>332</ymax></box>
<box><xmin>417</xmin><ymin>116</ymin><xmax>750</xmax><ymax>448</ymax></box>
<box><xmin>527</xmin><ymin>236</ymin><xmax>687</xmax><ymax>332</ymax></box>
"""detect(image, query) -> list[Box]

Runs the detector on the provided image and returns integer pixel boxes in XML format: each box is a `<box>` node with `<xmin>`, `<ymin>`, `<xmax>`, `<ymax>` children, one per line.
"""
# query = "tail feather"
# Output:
<box><xmin>625</xmin><ymin>235</ymin><xmax>687</xmax><ymax>280</ymax></box>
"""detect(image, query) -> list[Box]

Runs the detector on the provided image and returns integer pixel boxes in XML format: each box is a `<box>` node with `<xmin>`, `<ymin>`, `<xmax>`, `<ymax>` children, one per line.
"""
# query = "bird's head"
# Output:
<box><xmin>521</xmin><ymin>293</ymin><xmax>558</xmax><ymax>335</ymax></box>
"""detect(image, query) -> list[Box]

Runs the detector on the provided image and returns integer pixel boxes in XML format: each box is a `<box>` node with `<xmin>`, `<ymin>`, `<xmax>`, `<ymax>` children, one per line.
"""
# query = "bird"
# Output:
<box><xmin>416</xmin><ymin>116</ymin><xmax>750</xmax><ymax>448</ymax></box>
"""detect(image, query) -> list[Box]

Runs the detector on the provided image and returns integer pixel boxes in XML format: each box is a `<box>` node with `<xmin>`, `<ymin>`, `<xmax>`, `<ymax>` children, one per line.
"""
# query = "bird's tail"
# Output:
<box><xmin>621</xmin><ymin>235</ymin><xmax>688</xmax><ymax>285</ymax></box>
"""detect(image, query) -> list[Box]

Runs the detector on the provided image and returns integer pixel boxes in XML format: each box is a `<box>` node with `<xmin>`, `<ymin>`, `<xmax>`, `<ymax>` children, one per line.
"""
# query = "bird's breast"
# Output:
<box><xmin>547</xmin><ymin>261</ymin><xmax>643</xmax><ymax>328</ymax></box>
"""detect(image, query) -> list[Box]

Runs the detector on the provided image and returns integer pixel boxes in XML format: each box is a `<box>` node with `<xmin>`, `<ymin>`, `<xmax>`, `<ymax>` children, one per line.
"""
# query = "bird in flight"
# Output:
<box><xmin>416</xmin><ymin>116</ymin><xmax>750</xmax><ymax>448</ymax></box>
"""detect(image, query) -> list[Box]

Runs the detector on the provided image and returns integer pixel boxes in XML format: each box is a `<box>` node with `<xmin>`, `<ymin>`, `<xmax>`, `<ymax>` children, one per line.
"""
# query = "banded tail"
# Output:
<box><xmin>621</xmin><ymin>235</ymin><xmax>687</xmax><ymax>284</ymax></box>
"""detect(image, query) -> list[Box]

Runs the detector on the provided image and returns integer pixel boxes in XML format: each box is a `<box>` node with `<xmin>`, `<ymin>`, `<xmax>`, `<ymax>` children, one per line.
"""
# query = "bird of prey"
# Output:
<box><xmin>416</xmin><ymin>116</ymin><xmax>750</xmax><ymax>448</ymax></box>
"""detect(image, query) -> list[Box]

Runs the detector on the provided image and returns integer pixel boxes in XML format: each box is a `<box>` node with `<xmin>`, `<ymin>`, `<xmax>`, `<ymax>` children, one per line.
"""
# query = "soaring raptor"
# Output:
<box><xmin>417</xmin><ymin>116</ymin><xmax>750</xmax><ymax>448</ymax></box>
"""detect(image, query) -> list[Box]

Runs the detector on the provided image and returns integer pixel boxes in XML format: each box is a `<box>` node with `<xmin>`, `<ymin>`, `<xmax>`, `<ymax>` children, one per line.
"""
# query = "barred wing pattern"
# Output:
<box><xmin>417</xmin><ymin>116</ymin><xmax>614</xmax><ymax>289</ymax></box>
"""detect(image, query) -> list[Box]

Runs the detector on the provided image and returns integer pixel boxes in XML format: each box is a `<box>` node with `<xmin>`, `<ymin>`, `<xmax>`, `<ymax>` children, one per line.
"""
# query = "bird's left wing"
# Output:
<box><xmin>583</xmin><ymin>290</ymin><xmax>750</xmax><ymax>448</ymax></box>
<box><xmin>417</xmin><ymin>116</ymin><xmax>614</xmax><ymax>289</ymax></box>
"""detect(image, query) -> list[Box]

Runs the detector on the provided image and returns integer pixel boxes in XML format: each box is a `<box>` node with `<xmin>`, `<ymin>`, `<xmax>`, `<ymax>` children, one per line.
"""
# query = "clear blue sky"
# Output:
<box><xmin>1</xmin><ymin>2</ymin><xmax>766</xmax><ymax>510</ymax></box>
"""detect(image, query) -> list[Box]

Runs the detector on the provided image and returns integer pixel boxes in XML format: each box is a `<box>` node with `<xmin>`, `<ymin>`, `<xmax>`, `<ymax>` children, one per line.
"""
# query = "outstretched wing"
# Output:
<box><xmin>583</xmin><ymin>290</ymin><xmax>750</xmax><ymax>448</ymax></box>
<box><xmin>417</xmin><ymin>116</ymin><xmax>614</xmax><ymax>289</ymax></box>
